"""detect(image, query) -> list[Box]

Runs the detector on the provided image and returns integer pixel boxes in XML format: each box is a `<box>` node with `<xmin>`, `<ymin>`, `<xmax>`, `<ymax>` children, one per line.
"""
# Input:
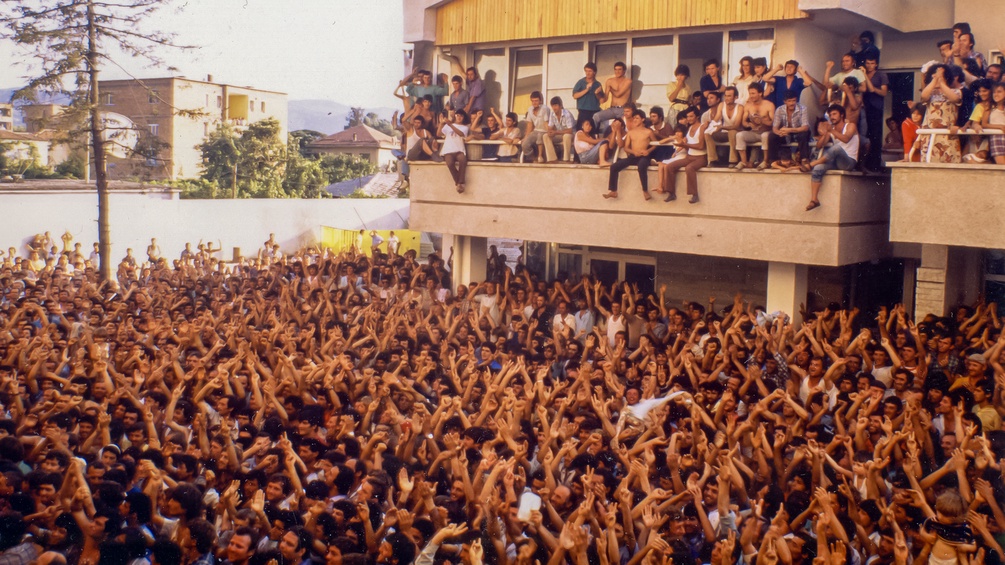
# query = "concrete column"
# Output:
<box><xmin>901</xmin><ymin>258</ymin><xmax>917</xmax><ymax>316</ymax></box>
<box><xmin>451</xmin><ymin>235</ymin><xmax>487</xmax><ymax>286</ymax></box>
<box><xmin>914</xmin><ymin>244</ymin><xmax>949</xmax><ymax>319</ymax></box>
<box><xmin>766</xmin><ymin>262</ymin><xmax>808</xmax><ymax>327</ymax></box>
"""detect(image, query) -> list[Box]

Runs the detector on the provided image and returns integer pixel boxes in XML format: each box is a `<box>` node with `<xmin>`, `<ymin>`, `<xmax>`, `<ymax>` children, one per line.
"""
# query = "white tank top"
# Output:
<box><xmin>575</xmin><ymin>133</ymin><xmax>595</xmax><ymax>154</ymax></box>
<box><xmin>721</xmin><ymin>104</ymin><xmax>741</xmax><ymax>128</ymax></box>
<box><xmin>686</xmin><ymin>124</ymin><xmax>707</xmax><ymax>156</ymax></box>
<box><xmin>834</xmin><ymin>122</ymin><xmax>859</xmax><ymax>161</ymax></box>
<box><xmin>607</xmin><ymin>314</ymin><xmax>626</xmax><ymax>347</ymax></box>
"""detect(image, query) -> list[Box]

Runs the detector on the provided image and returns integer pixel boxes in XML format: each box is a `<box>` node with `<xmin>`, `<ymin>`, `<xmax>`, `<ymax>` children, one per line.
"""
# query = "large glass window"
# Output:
<box><xmin>631</xmin><ymin>36</ymin><xmax>675</xmax><ymax>112</ymax></box>
<box><xmin>592</xmin><ymin>42</ymin><xmax>627</xmax><ymax>76</ymax></box>
<box><xmin>679</xmin><ymin>32</ymin><xmax>724</xmax><ymax>99</ymax></box>
<box><xmin>727</xmin><ymin>29</ymin><xmax>774</xmax><ymax>89</ymax></box>
<box><xmin>547</xmin><ymin>42</ymin><xmax>584</xmax><ymax>112</ymax></box>
<box><xmin>475</xmin><ymin>48</ymin><xmax>507</xmax><ymax>113</ymax></box>
<box><xmin>511</xmin><ymin>48</ymin><xmax>543</xmax><ymax>116</ymax></box>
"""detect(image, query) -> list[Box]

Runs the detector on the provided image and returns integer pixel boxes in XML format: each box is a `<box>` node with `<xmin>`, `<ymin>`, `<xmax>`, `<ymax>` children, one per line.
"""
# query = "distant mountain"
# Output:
<box><xmin>288</xmin><ymin>99</ymin><xmax>397</xmax><ymax>135</ymax></box>
<box><xmin>3</xmin><ymin>86</ymin><xmax>397</xmax><ymax>136</ymax></box>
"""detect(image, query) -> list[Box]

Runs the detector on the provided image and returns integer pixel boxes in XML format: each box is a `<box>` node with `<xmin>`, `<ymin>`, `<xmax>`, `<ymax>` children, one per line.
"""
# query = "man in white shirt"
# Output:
<box><xmin>546</xmin><ymin>96</ymin><xmax>576</xmax><ymax>163</ymax></box>
<box><xmin>522</xmin><ymin>91</ymin><xmax>552</xmax><ymax>163</ymax></box>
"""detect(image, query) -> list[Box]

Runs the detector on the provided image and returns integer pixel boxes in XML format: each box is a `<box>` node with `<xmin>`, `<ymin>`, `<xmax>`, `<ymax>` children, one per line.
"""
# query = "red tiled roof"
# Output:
<box><xmin>308</xmin><ymin>125</ymin><xmax>396</xmax><ymax>149</ymax></box>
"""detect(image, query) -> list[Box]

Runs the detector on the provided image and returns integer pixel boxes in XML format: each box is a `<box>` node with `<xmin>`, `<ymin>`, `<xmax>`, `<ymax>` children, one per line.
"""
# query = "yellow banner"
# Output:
<box><xmin>320</xmin><ymin>226</ymin><xmax>421</xmax><ymax>256</ymax></box>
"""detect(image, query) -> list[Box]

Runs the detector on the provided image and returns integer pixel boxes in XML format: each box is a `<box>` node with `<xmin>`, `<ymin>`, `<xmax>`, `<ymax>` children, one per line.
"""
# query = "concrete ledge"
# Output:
<box><xmin>410</xmin><ymin>162</ymin><xmax>891</xmax><ymax>266</ymax></box>
<box><xmin>889</xmin><ymin>163</ymin><xmax>1005</xmax><ymax>249</ymax></box>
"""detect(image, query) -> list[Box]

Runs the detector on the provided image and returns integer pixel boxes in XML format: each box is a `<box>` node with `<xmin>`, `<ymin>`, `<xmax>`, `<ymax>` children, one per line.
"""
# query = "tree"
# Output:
<box><xmin>344</xmin><ymin>108</ymin><xmax>394</xmax><ymax>137</ymax></box>
<box><xmin>1</xmin><ymin>0</ymin><xmax>188</xmax><ymax>282</ymax></box>
<box><xmin>289</xmin><ymin>129</ymin><xmax>326</xmax><ymax>157</ymax></box>
<box><xmin>198</xmin><ymin>118</ymin><xmax>286</xmax><ymax>198</ymax></box>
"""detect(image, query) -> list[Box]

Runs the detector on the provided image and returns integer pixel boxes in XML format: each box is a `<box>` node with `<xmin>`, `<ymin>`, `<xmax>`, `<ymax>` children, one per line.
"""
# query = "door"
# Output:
<box><xmin>625</xmin><ymin>262</ymin><xmax>656</xmax><ymax>296</ymax></box>
<box><xmin>591</xmin><ymin>259</ymin><xmax>620</xmax><ymax>287</ymax></box>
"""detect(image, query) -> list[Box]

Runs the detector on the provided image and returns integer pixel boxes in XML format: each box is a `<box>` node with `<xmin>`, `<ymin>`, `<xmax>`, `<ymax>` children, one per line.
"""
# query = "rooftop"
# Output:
<box><xmin>309</xmin><ymin>125</ymin><xmax>396</xmax><ymax>149</ymax></box>
<box><xmin>325</xmin><ymin>172</ymin><xmax>401</xmax><ymax>198</ymax></box>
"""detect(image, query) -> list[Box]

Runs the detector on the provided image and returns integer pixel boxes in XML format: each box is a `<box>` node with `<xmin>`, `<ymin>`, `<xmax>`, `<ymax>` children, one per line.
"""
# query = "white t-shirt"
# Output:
<box><xmin>441</xmin><ymin>123</ymin><xmax>469</xmax><ymax>155</ymax></box>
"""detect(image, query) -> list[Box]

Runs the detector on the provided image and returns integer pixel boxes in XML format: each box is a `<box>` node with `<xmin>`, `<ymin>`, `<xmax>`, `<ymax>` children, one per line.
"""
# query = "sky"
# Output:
<box><xmin>1</xmin><ymin>0</ymin><xmax>407</xmax><ymax>108</ymax></box>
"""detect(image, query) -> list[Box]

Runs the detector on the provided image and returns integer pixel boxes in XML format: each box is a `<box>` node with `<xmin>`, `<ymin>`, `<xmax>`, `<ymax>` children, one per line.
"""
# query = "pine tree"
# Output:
<box><xmin>2</xmin><ymin>0</ymin><xmax>188</xmax><ymax>282</ymax></box>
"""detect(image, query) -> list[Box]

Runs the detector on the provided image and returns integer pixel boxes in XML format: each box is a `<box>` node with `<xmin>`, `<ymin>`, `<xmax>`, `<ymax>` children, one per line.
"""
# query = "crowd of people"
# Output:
<box><xmin>0</xmin><ymin>231</ymin><xmax>1005</xmax><ymax>565</ymax></box>
<box><xmin>390</xmin><ymin>24</ymin><xmax>1004</xmax><ymax>209</ymax></box>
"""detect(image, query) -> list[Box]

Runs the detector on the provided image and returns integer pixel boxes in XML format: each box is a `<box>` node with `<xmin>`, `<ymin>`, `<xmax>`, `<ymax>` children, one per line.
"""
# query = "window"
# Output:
<box><xmin>260</xmin><ymin>101</ymin><xmax>265</xmax><ymax>112</ymax></box>
<box><xmin>148</xmin><ymin>90</ymin><xmax>159</xmax><ymax>104</ymax></box>
<box><xmin>511</xmin><ymin>48</ymin><xmax>543</xmax><ymax>116</ymax></box>
<box><xmin>148</xmin><ymin>123</ymin><xmax>159</xmax><ymax>135</ymax></box>
<box><xmin>475</xmin><ymin>48</ymin><xmax>507</xmax><ymax>112</ymax></box>
<box><xmin>591</xmin><ymin>42</ymin><xmax>627</xmax><ymax>76</ymax></box>
<box><xmin>249</xmin><ymin>100</ymin><xmax>254</xmax><ymax>112</ymax></box>
<box><xmin>104</xmin><ymin>93</ymin><xmax>114</xmax><ymax>106</ymax></box>
<box><xmin>546</xmin><ymin>43</ymin><xmax>584</xmax><ymax>110</ymax></box>
<box><xmin>205</xmin><ymin>94</ymin><xmax>210</xmax><ymax>107</ymax></box>
<box><xmin>631</xmin><ymin>36</ymin><xmax>675</xmax><ymax>110</ymax></box>
<box><xmin>727</xmin><ymin>29</ymin><xmax>774</xmax><ymax>91</ymax></box>
<box><xmin>216</xmin><ymin>96</ymin><xmax>223</xmax><ymax>109</ymax></box>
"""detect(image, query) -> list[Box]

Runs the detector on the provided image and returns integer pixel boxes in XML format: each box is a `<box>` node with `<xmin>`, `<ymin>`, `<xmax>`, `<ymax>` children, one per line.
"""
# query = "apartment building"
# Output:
<box><xmin>402</xmin><ymin>0</ymin><xmax>1003</xmax><ymax>320</ymax></box>
<box><xmin>0</xmin><ymin>104</ymin><xmax>12</xmax><ymax>131</ymax></box>
<box><xmin>98</xmin><ymin>76</ymin><xmax>288</xmax><ymax>181</ymax></box>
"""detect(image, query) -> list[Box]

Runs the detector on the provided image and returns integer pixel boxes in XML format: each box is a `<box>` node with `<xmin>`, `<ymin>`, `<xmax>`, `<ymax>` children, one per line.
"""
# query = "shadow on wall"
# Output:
<box><xmin>631</xmin><ymin>65</ymin><xmax>646</xmax><ymax>106</ymax></box>
<box><xmin>483</xmin><ymin>70</ymin><xmax>502</xmax><ymax>114</ymax></box>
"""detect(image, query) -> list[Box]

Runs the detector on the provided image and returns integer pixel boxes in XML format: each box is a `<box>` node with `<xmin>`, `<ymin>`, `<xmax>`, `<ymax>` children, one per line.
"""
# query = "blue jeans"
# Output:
<box><xmin>811</xmin><ymin>145</ymin><xmax>857</xmax><ymax>182</ymax></box>
<box><xmin>392</xmin><ymin>149</ymin><xmax>408</xmax><ymax>177</ymax></box>
<box><xmin>577</xmin><ymin>140</ymin><xmax>607</xmax><ymax>164</ymax></box>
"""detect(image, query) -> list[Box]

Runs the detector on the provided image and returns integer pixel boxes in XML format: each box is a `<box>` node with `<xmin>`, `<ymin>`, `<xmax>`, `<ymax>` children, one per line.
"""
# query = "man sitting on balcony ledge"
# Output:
<box><xmin>604</xmin><ymin>109</ymin><xmax>657</xmax><ymax>200</ymax></box>
<box><xmin>806</xmin><ymin>104</ymin><xmax>859</xmax><ymax>211</ymax></box>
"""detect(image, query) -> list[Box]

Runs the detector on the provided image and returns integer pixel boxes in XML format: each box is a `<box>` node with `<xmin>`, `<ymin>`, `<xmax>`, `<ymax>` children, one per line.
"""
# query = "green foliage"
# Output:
<box><xmin>195</xmin><ymin>119</ymin><xmax>378</xmax><ymax>199</ymax></box>
<box><xmin>54</xmin><ymin>154</ymin><xmax>86</xmax><ymax>179</ymax></box>
<box><xmin>198</xmin><ymin>118</ymin><xmax>287</xmax><ymax>198</ymax></box>
<box><xmin>319</xmin><ymin>153</ymin><xmax>377</xmax><ymax>184</ymax></box>
<box><xmin>173</xmin><ymin>178</ymin><xmax>222</xmax><ymax>199</ymax></box>
<box><xmin>289</xmin><ymin>130</ymin><xmax>326</xmax><ymax>157</ymax></box>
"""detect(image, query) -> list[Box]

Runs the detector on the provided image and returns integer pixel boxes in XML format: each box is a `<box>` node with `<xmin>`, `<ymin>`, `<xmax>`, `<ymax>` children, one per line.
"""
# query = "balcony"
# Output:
<box><xmin>889</xmin><ymin>162</ymin><xmax>1005</xmax><ymax>250</ymax></box>
<box><xmin>409</xmin><ymin>162</ymin><xmax>891</xmax><ymax>267</ymax></box>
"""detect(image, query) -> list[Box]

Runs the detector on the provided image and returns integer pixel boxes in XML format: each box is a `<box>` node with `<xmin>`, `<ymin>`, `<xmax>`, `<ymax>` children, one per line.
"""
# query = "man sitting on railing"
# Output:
<box><xmin>545</xmin><ymin>97</ymin><xmax>576</xmax><ymax>163</ymax></box>
<box><xmin>806</xmin><ymin>104</ymin><xmax>859</xmax><ymax>211</ymax></box>
<box><xmin>767</xmin><ymin>90</ymin><xmax>811</xmax><ymax>170</ymax></box>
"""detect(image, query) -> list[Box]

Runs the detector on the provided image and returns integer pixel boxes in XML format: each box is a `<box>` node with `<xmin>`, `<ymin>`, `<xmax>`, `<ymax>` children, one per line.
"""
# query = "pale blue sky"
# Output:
<box><xmin>2</xmin><ymin>0</ymin><xmax>406</xmax><ymax>107</ymax></box>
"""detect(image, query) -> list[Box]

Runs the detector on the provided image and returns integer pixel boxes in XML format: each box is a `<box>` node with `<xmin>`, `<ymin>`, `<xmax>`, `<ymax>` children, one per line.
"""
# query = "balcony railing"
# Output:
<box><xmin>410</xmin><ymin>161</ymin><xmax>892</xmax><ymax>267</ymax></box>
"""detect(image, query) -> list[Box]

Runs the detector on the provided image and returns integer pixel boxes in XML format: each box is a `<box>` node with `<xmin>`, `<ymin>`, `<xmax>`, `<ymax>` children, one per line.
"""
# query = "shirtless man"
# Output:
<box><xmin>604</xmin><ymin>109</ymin><xmax>657</xmax><ymax>201</ymax></box>
<box><xmin>735</xmin><ymin>83</ymin><xmax>775</xmax><ymax>170</ymax></box>
<box><xmin>592</xmin><ymin>62</ymin><xmax>633</xmax><ymax>129</ymax></box>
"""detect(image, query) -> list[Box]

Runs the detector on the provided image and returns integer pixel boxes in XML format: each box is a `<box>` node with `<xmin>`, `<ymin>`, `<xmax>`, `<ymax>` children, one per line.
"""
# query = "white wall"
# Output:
<box><xmin>0</xmin><ymin>191</ymin><xmax>410</xmax><ymax>263</ymax></box>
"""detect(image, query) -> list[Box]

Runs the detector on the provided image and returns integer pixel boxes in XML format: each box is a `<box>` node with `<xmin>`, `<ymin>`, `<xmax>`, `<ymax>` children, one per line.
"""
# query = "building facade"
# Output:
<box><xmin>97</xmin><ymin>76</ymin><xmax>288</xmax><ymax>181</ymax></box>
<box><xmin>402</xmin><ymin>0</ymin><xmax>1004</xmax><ymax>320</ymax></box>
<box><xmin>307</xmin><ymin>125</ymin><xmax>398</xmax><ymax>169</ymax></box>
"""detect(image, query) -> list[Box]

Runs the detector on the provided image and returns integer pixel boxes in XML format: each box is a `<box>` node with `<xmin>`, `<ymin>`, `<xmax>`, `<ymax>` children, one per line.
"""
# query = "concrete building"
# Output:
<box><xmin>307</xmin><ymin>125</ymin><xmax>398</xmax><ymax>168</ymax></box>
<box><xmin>97</xmin><ymin>76</ymin><xmax>288</xmax><ymax>181</ymax></box>
<box><xmin>402</xmin><ymin>0</ymin><xmax>1005</xmax><ymax>320</ymax></box>
<box><xmin>0</xmin><ymin>104</ymin><xmax>12</xmax><ymax>131</ymax></box>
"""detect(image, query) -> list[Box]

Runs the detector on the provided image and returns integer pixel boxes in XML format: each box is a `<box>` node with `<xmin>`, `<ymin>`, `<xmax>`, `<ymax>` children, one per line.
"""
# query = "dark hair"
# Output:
<box><xmin>453</xmin><ymin>109</ymin><xmax>469</xmax><ymax>125</ymax></box>
<box><xmin>843</xmin><ymin>76</ymin><xmax>860</xmax><ymax>88</ymax></box>
<box><xmin>703</xmin><ymin>58</ymin><xmax>719</xmax><ymax>69</ymax></box>
<box><xmin>785</xmin><ymin>59</ymin><xmax>799</xmax><ymax>68</ymax></box>
<box><xmin>530</xmin><ymin>91</ymin><xmax>543</xmax><ymax>100</ymax></box>
<box><xmin>937</xmin><ymin>40</ymin><xmax>953</xmax><ymax>49</ymax></box>
<box><xmin>674</xmin><ymin>64</ymin><xmax>690</xmax><ymax>78</ymax></box>
<box><xmin>738</xmin><ymin>56</ymin><xmax>754</xmax><ymax>75</ymax></box>
<box><xmin>505</xmin><ymin>111</ymin><xmax>518</xmax><ymax>123</ymax></box>
<box><xmin>124</xmin><ymin>491</ymin><xmax>153</xmax><ymax>524</ymax></box>
<box><xmin>783</xmin><ymin>90</ymin><xmax>800</xmax><ymax>101</ymax></box>
<box><xmin>168</xmin><ymin>483</ymin><xmax>204</xmax><ymax>521</ymax></box>
<box><xmin>682</xmin><ymin>106</ymin><xmax>699</xmax><ymax>119</ymax></box>
<box><xmin>860</xmin><ymin>30</ymin><xmax>875</xmax><ymax>43</ymax></box>
<box><xmin>748</xmin><ymin>82</ymin><xmax>765</xmax><ymax>94</ymax></box>
<box><xmin>614</xmin><ymin>61</ymin><xmax>626</xmax><ymax>70</ymax></box>
<box><xmin>724</xmin><ymin>86</ymin><xmax>739</xmax><ymax>97</ymax></box>
<box><xmin>952</xmin><ymin>22</ymin><xmax>971</xmax><ymax>33</ymax></box>
<box><xmin>465</xmin><ymin>66</ymin><xmax>479</xmax><ymax>79</ymax></box>
<box><xmin>632</xmin><ymin>108</ymin><xmax>646</xmax><ymax>120</ymax></box>
<box><xmin>584</xmin><ymin>62</ymin><xmax>597</xmax><ymax>72</ymax></box>
<box><xmin>188</xmin><ymin>519</ymin><xmax>217</xmax><ymax>554</ymax></box>
<box><xmin>384</xmin><ymin>532</ymin><xmax>415</xmax><ymax>565</ymax></box>
<box><xmin>451</xmin><ymin>75</ymin><xmax>463</xmax><ymax>84</ymax></box>
<box><xmin>549</xmin><ymin>96</ymin><xmax>563</xmax><ymax>106</ymax></box>
<box><xmin>827</xmin><ymin>104</ymin><xmax>846</xmax><ymax>117</ymax></box>
<box><xmin>649</xmin><ymin>106</ymin><xmax>664</xmax><ymax>120</ymax></box>
<box><xmin>752</xmin><ymin>57</ymin><xmax>768</xmax><ymax>68</ymax></box>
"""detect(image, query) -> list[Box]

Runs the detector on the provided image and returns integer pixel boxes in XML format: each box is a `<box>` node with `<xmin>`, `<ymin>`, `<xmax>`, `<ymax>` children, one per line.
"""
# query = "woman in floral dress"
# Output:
<box><xmin>916</xmin><ymin>64</ymin><xmax>963</xmax><ymax>163</ymax></box>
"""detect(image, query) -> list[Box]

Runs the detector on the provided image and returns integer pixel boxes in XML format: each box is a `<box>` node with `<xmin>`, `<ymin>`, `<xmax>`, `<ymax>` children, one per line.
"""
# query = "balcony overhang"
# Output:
<box><xmin>889</xmin><ymin>162</ymin><xmax>1005</xmax><ymax>250</ymax></box>
<box><xmin>410</xmin><ymin>163</ymin><xmax>891</xmax><ymax>267</ymax></box>
<box><xmin>798</xmin><ymin>0</ymin><xmax>954</xmax><ymax>34</ymax></box>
